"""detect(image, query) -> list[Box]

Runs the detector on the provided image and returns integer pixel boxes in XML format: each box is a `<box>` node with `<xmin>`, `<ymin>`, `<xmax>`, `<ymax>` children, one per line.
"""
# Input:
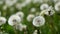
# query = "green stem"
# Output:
<box><xmin>13</xmin><ymin>26</ymin><xmax>17</xmax><ymax>34</ymax></box>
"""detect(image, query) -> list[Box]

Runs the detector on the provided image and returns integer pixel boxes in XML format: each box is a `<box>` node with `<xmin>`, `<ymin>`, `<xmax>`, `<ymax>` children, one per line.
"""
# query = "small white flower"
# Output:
<box><xmin>16</xmin><ymin>11</ymin><xmax>24</xmax><ymax>19</ymax></box>
<box><xmin>53</xmin><ymin>0</ymin><xmax>60</xmax><ymax>3</ymax></box>
<box><xmin>40</xmin><ymin>3</ymin><xmax>49</xmax><ymax>10</ymax></box>
<box><xmin>32</xmin><ymin>0</ymin><xmax>43</xmax><ymax>3</ymax></box>
<box><xmin>24</xmin><ymin>0</ymin><xmax>32</xmax><ymax>4</ymax></box>
<box><xmin>27</xmin><ymin>14</ymin><xmax>35</xmax><ymax>22</ymax></box>
<box><xmin>15</xmin><ymin>3</ymin><xmax>26</xmax><ymax>10</ymax></box>
<box><xmin>5</xmin><ymin>0</ymin><xmax>17</xmax><ymax>7</ymax></box>
<box><xmin>21</xmin><ymin>3</ymin><xmax>27</xmax><ymax>7</ymax></box>
<box><xmin>16</xmin><ymin>24</ymin><xmax>27</xmax><ymax>31</ymax></box>
<box><xmin>32</xmin><ymin>0</ymin><xmax>39</xmax><ymax>3</ymax></box>
<box><xmin>30</xmin><ymin>8</ymin><xmax>36</xmax><ymax>12</ymax></box>
<box><xmin>8</xmin><ymin>15</ymin><xmax>21</xmax><ymax>26</ymax></box>
<box><xmin>41</xmin><ymin>0</ymin><xmax>49</xmax><ymax>3</ymax></box>
<box><xmin>55</xmin><ymin>2</ymin><xmax>60</xmax><ymax>11</ymax></box>
<box><xmin>33</xmin><ymin>30</ymin><xmax>37</xmax><ymax>34</ymax></box>
<box><xmin>32</xmin><ymin>16</ymin><xmax>45</xmax><ymax>27</ymax></box>
<box><xmin>0</xmin><ymin>17</ymin><xmax>6</xmax><ymax>26</ymax></box>
<box><xmin>44</xmin><ymin>6</ymin><xmax>55</xmax><ymax>16</ymax></box>
<box><xmin>15</xmin><ymin>3</ymin><xmax>22</xmax><ymax>10</ymax></box>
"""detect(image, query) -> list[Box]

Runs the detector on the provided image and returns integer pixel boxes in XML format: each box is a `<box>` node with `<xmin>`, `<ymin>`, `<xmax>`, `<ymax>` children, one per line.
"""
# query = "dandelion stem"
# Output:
<box><xmin>37</xmin><ymin>29</ymin><xmax>40</xmax><ymax>34</ymax></box>
<box><xmin>13</xmin><ymin>25</ymin><xmax>17</xmax><ymax>34</ymax></box>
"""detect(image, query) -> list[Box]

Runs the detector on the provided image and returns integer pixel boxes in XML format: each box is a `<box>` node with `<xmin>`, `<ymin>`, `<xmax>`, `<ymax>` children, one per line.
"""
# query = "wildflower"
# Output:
<box><xmin>33</xmin><ymin>30</ymin><xmax>37</xmax><ymax>34</ymax></box>
<box><xmin>30</xmin><ymin>8</ymin><xmax>36</xmax><ymax>12</ymax></box>
<box><xmin>27</xmin><ymin>14</ymin><xmax>35</xmax><ymax>22</ymax></box>
<box><xmin>16</xmin><ymin>11</ymin><xmax>24</xmax><ymax>19</ymax></box>
<box><xmin>8</xmin><ymin>15</ymin><xmax>21</xmax><ymax>26</ymax></box>
<box><xmin>44</xmin><ymin>6</ymin><xmax>55</xmax><ymax>16</ymax></box>
<box><xmin>40</xmin><ymin>3</ymin><xmax>49</xmax><ymax>10</ymax></box>
<box><xmin>55</xmin><ymin>2</ymin><xmax>60</xmax><ymax>11</ymax></box>
<box><xmin>0</xmin><ymin>17</ymin><xmax>6</xmax><ymax>26</ymax></box>
<box><xmin>32</xmin><ymin>16</ymin><xmax>45</xmax><ymax>27</ymax></box>
<box><xmin>16</xmin><ymin>24</ymin><xmax>27</xmax><ymax>31</ymax></box>
<box><xmin>5</xmin><ymin>0</ymin><xmax>17</xmax><ymax>7</ymax></box>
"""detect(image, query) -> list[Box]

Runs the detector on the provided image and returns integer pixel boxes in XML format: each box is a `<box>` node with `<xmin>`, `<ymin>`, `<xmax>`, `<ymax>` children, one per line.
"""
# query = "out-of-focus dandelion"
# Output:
<box><xmin>24</xmin><ymin>0</ymin><xmax>32</xmax><ymax>4</ymax></box>
<box><xmin>53</xmin><ymin>0</ymin><xmax>60</xmax><ymax>3</ymax></box>
<box><xmin>8</xmin><ymin>15</ymin><xmax>21</xmax><ymax>26</ymax></box>
<box><xmin>40</xmin><ymin>3</ymin><xmax>49</xmax><ymax>10</ymax></box>
<box><xmin>44</xmin><ymin>6</ymin><xmax>55</xmax><ymax>16</ymax></box>
<box><xmin>33</xmin><ymin>30</ymin><xmax>37</xmax><ymax>34</ymax></box>
<box><xmin>30</xmin><ymin>8</ymin><xmax>36</xmax><ymax>12</ymax></box>
<box><xmin>27</xmin><ymin>14</ymin><xmax>35</xmax><ymax>22</ymax></box>
<box><xmin>0</xmin><ymin>17</ymin><xmax>6</xmax><ymax>26</ymax></box>
<box><xmin>15</xmin><ymin>3</ymin><xmax>26</xmax><ymax>10</ymax></box>
<box><xmin>40</xmin><ymin>6</ymin><xmax>55</xmax><ymax>16</ymax></box>
<box><xmin>32</xmin><ymin>0</ymin><xmax>43</xmax><ymax>3</ymax></box>
<box><xmin>16</xmin><ymin>11</ymin><xmax>24</xmax><ymax>19</ymax></box>
<box><xmin>55</xmin><ymin>2</ymin><xmax>60</xmax><ymax>11</ymax></box>
<box><xmin>5</xmin><ymin>0</ymin><xmax>17</xmax><ymax>7</ymax></box>
<box><xmin>16</xmin><ymin>24</ymin><xmax>27</xmax><ymax>31</ymax></box>
<box><xmin>32</xmin><ymin>16</ymin><xmax>45</xmax><ymax>27</ymax></box>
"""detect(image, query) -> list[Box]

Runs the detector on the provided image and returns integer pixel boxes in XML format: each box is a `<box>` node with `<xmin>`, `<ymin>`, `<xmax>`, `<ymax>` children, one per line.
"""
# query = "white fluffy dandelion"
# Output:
<box><xmin>53</xmin><ymin>0</ymin><xmax>60</xmax><ymax>3</ymax></box>
<box><xmin>44</xmin><ymin>6</ymin><xmax>55</xmax><ymax>16</ymax></box>
<box><xmin>15</xmin><ymin>3</ymin><xmax>26</xmax><ymax>10</ymax></box>
<box><xmin>24</xmin><ymin>0</ymin><xmax>32</xmax><ymax>4</ymax></box>
<box><xmin>16</xmin><ymin>11</ymin><xmax>24</xmax><ymax>19</ymax></box>
<box><xmin>33</xmin><ymin>30</ymin><xmax>37</xmax><ymax>34</ymax></box>
<box><xmin>8</xmin><ymin>15</ymin><xmax>21</xmax><ymax>26</ymax></box>
<box><xmin>32</xmin><ymin>0</ymin><xmax>43</xmax><ymax>3</ymax></box>
<box><xmin>55</xmin><ymin>2</ymin><xmax>60</xmax><ymax>11</ymax></box>
<box><xmin>5</xmin><ymin>0</ymin><xmax>17</xmax><ymax>7</ymax></box>
<box><xmin>27</xmin><ymin>14</ymin><xmax>35</xmax><ymax>22</ymax></box>
<box><xmin>16</xmin><ymin>24</ymin><xmax>27</xmax><ymax>31</ymax></box>
<box><xmin>0</xmin><ymin>17</ymin><xmax>6</xmax><ymax>26</ymax></box>
<box><xmin>30</xmin><ymin>8</ymin><xmax>36</xmax><ymax>12</ymax></box>
<box><xmin>32</xmin><ymin>16</ymin><xmax>45</xmax><ymax>27</ymax></box>
<box><xmin>40</xmin><ymin>3</ymin><xmax>49</xmax><ymax>10</ymax></box>
<box><xmin>15</xmin><ymin>3</ymin><xmax>22</xmax><ymax>10</ymax></box>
